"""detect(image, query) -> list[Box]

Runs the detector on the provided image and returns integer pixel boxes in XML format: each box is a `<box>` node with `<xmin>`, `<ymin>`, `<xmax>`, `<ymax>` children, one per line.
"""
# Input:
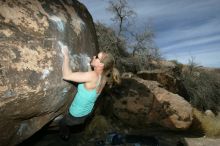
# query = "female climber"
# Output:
<box><xmin>59</xmin><ymin>46</ymin><xmax>121</xmax><ymax>140</ymax></box>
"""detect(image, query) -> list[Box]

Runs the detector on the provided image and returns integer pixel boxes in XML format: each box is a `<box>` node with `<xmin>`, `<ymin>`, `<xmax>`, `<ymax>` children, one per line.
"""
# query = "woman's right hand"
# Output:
<box><xmin>62</xmin><ymin>46</ymin><xmax>69</xmax><ymax>57</ymax></box>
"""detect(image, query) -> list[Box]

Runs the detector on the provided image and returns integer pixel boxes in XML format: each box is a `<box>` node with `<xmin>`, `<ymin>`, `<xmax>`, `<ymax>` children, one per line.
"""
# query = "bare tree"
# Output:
<box><xmin>131</xmin><ymin>25</ymin><xmax>154</xmax><ymax>56</ymax></box>
<box><xmin>95</xmin><ymin>22</ymin><xmax>119</xmax><ymax>57</ymax></box>
<box><xmin>131</xmin><ymin>24</ymin><xmax>161</xmax><ymax>70</ymax></box>
<box><xmin>107</xmin><ymin>0</ymin><xmax>136</xmax><ymax>57</ymax></box>
<box><xmin>107</xmin><ymin>0</ymin><xmax>136</xmax><ymax>37</ymax></box>
<box><xmin>106</xmin><ymin>0</ymin><xmax>161</xmax><ymax>71</ymax></box>
<box><xmin>95</xmin><ymin>22</ymin><xmax>128</xmax><ymax>72</ymax></box>
<box><xmin>188</xmin><ymin>56</ymin><xmax>199</xmax><ymax>74</ymax></box>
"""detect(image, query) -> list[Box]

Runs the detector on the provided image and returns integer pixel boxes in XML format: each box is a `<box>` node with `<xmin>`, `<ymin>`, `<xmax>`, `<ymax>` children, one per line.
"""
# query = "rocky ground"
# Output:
<box><xmin>18</xmin><ymin>126</ymin><xmax>220</xmax><ymax>146</ymax></box>
<box><xmin>17</xmin><ymin>113</ymin><xmax>220</xmax><ymax>146</ymax></box>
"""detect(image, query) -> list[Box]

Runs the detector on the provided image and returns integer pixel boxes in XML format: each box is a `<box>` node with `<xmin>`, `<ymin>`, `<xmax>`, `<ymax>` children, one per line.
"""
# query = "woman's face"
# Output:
<box><xmin>91</xmin><ymin>52</ymin><xmax>104</xmax><ymax>67</ymax></box>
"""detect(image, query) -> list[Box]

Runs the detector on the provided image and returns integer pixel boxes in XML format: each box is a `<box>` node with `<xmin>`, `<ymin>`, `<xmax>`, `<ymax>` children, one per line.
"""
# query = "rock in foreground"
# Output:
<box><xmin>0</xmin><ymin>0</ymin><xmax>98</xmax><ymax>145</ymax></box>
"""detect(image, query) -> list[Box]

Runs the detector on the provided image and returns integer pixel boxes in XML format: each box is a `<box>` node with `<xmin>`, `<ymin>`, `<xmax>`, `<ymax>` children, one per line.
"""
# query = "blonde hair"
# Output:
<box><xmin>101</xmin><ymin>52</ymin><xmax>121</xmax><ymax>85</ymax></box>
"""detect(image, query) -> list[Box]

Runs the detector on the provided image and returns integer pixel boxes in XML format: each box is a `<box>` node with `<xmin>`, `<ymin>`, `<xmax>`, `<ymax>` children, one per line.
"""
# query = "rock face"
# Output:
<box><xmin>137</xmin><ymin>69</ymin><xmax>190</xmax><ymax>101</ymax></box>
<box><xmin>0</xmin><ymin>0</ymin><xmax>98</xmax><ymax>145</ymax></box>
<box><xmin>111</xmin><ymin>76</ymin><xmax>193</xmax><ymax>130</ymax></box>
<box><xmin>184</xmin><ymin>137</ymin><xmax>220</xmax><ymax>146</ymax></box>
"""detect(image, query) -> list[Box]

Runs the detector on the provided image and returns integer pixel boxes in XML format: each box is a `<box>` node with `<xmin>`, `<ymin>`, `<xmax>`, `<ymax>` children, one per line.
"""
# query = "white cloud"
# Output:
<box><xmin>157</xmin><ymin>18</ymin><xmax>220</xmax><ymax>47</ymax></box>
<box><xmin>133</xmin><ymin>0</ymin><xmax>220</xmax><ymax>23</ymax></box>
<box><xmin>161</xmin><ymin>34</ymin><xmax>220</xmax><ymax>53</ymax></box>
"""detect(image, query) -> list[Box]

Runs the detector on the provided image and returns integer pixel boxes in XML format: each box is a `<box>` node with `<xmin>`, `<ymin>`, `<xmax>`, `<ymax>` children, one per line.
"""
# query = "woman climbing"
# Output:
<box><xmin>59</xmin><ymin>46</ymin><xmax>120</xmax><ymax>140</ymax></box>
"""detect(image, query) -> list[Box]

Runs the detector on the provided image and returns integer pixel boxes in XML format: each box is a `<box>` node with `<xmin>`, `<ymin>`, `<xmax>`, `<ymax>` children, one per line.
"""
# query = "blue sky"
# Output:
<box><xmin>79</xmin><ymin>0</ymin><xmax>220</xmax><ymax>68</ymax></box>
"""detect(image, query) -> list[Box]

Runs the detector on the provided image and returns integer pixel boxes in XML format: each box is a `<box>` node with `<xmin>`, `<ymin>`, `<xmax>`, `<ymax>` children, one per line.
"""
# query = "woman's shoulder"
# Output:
<box><xmin>87</xmin><ymin>71</ymin><xmax>98</xmax><ymax>76</ymax></box>
<box><xmin>85</xmin><ymin>71</ymin><xmax>99</xmax><ymax>81</ymax></box>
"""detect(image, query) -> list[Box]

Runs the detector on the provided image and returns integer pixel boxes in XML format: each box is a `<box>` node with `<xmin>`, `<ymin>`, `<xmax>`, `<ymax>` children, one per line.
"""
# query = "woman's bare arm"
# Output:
<box><xmin>62</xmin><ymin>51</ymin><xmax>72</xmax><ymax>79</ymax></box>
<box><xmin>63</xmin><ymin>71</ymin><xmax>96</xmax><ymax>83</ymax></box>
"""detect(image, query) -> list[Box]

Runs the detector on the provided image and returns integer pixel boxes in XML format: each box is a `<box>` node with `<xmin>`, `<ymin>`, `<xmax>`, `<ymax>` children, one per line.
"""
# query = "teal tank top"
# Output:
<box><xmin>69</xmin><ymin>76</ymin><xmax>101</xmax><ymax>117</ymax></box>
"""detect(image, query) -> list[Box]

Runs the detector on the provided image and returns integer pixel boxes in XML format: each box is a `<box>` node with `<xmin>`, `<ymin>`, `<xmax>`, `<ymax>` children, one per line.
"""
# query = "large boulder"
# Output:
<box><xmin>0</xmin><ymin>0</ymin><xmax>98</xmax><ymax>145</ymax></box>
<box><xmin>184</xmin><ymin>137</ymin><xmax>220</xmax><ymax>146</ymax></box>
<box><xmin>111</xmin><ymin>76</ymin><xmax>193</xmax><ymax>130</ymax></box>
<box><xmin>137</xmin><ymin>69</ymin><xmax>190</xmax><ymax>101</ymax></box>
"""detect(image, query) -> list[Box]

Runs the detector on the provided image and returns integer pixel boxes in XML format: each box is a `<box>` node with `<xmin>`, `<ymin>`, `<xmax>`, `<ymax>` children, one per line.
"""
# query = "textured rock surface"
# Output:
<box><xmin>0</xmin><ymin>0</ymin><xmax>98</xmax><ymax>145</ymax></box>
<box><xmin>112</xmin><ymin>76</ymin><xmax>193</xmax><ymax>130</ymax></box>
<box><xmin>184</xmin><ymin>137</ymin><xmax>220</xmax><ymax>146</ymax></box>
<box><xmin>137</xmin><ymin>69</ymin><xmax>190</xmax><ymax>100</ymax></box>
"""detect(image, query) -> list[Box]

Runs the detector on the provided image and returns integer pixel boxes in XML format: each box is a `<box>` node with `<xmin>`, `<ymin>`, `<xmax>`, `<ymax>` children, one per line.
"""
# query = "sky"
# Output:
<box><xmin>79</xmin><ymin>0</ymin><xmax>220</xmax><ymax>68</ymax></box>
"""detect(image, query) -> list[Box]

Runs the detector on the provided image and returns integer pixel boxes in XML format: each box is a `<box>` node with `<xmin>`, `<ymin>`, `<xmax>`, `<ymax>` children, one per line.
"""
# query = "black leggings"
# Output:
<box><xmin>59</xmin><ymin>112</ymin><xmax>90</xmax><ymax>139</ymax></box>
<box><xmin>60</xmin><ymin>112</ymin><xmax>90</xmax><ymax>126</ymax></box>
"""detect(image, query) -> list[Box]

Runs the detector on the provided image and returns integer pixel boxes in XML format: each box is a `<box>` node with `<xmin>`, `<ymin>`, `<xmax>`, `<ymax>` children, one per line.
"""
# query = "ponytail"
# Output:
<box><xmin>112</xmin><ymin>67</ymin><xmax>121</xmax><ymax>84</ymax></box>
<box><xmin>101</xmin><ymin>52</ymin><xmax>121</xmax><ymax>86</ymax></box>
<box><xmin>105</xmin><ymin>67</ymin><xmax>121</xmax><ymax>87</ymax></box>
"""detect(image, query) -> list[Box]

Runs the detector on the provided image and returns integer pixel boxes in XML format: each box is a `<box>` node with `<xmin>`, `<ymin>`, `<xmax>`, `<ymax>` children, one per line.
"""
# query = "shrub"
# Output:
<box><xmin>182</xmin><ymin>68</ymin><xmax>220</xmax><ymax>113</ymax></box>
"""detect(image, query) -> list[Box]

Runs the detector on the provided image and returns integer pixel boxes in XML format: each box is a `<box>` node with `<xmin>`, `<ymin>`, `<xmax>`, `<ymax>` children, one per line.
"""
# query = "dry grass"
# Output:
<box><xmin>182</xmin><ymin>68</ymin><xmax>220</xmax><ymax>113</ymax></box>
<box><xmin>193</xmin><ymin>108</ymin><xmax>220</xmax><ymax>137</ymax></box>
